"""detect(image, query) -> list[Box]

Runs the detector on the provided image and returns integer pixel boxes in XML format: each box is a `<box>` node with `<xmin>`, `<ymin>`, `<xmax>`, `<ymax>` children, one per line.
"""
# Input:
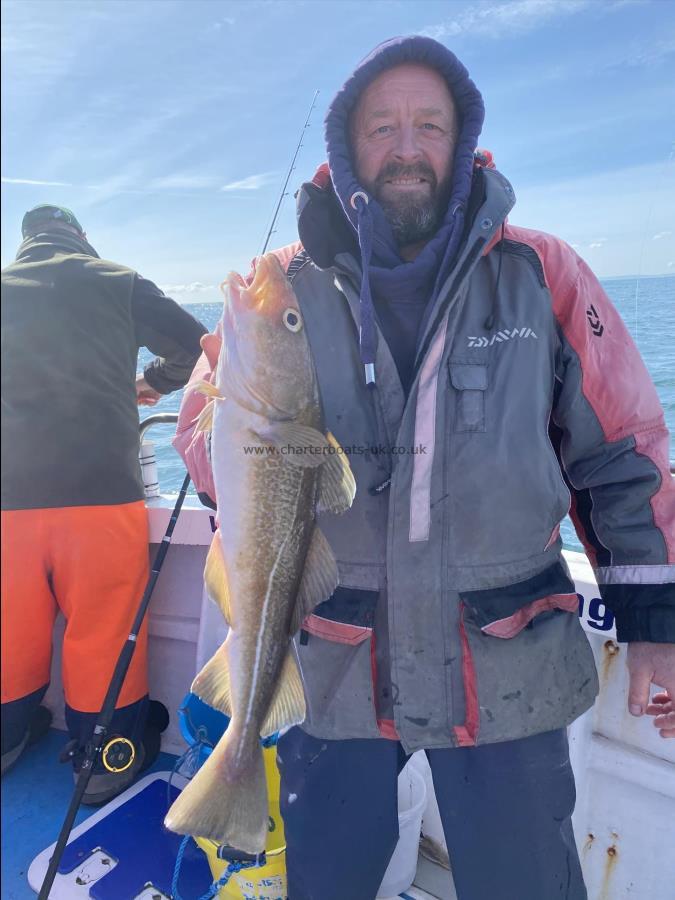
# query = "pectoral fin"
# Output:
<box><xmin>195</xmin><ymin>379</ymin><xmax>222</xmax><ymax>398</ymax></box>
<box><xmin>204</xmin><ymin>532</ymin><xmax>232</xmax><ymax>624</ymax></box>
<box><xmin>195</xmin><ymin>399</ymin><xmax>216</xmax><ymax>433</ymax></box>
<box><xmin>317</xmin><ymin>431</ymin><xmax>357</xmax><ymax>514</ymax></box>
<box><xmin>252</xmin><ymin>422</ymin><xmax>328</xmax><ymax>468</ymax></box>
<box><xmin>191</xmin><ymin>642</ymin><xmax>232</xmax><ymax>716</ymax></box>
<box><xmin>260</xmin><ymin>648</ymin><xmax>306</xmax><ymax>737</ymax></box>
<box><xmin>289</xmin><ymin>525</ymin><xmax>338</xmax><ymax>635</ymax></box>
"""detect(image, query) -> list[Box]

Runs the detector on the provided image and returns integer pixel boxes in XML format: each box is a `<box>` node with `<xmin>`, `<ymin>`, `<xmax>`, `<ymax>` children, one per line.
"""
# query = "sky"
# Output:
<box><xmin>2</xmin><ymin>0</ymin><xmax>674</xmax><ymax>303</ymax></box>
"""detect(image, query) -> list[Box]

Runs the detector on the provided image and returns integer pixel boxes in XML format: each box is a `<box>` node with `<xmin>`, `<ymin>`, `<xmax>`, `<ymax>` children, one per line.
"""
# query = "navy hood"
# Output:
<box><xmin>326</xmin><ymin>35</ymin><xmax>485</xmax><ymax>243</ymax></box>
<box><xmin>323</xmin><ymin>35</ymin><xmax>485</xmax><ymax>383</ymax></box>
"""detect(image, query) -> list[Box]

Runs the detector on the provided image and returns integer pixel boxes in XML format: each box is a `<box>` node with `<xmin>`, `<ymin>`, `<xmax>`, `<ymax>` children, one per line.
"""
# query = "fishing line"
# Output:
<box><xmin>632</xmin><ymin>141</ymin><xmax>674</xmax><ymax>347</ymax></box>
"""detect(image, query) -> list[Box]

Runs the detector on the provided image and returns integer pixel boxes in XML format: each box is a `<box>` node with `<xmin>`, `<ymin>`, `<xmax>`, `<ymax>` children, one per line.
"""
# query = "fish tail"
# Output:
<box><xmin>164</xmin><ymin>730</ymin><xmax>269</xmax><ymax>855</ymax></box>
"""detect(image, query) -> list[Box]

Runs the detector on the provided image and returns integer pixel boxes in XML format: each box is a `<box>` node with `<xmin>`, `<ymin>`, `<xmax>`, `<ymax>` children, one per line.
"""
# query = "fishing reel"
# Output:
<box><xmin>59</xmin><ymin>735</ymin><xmax>136</xmax><ymax>773</ymax></box>
<box><xmin>100</xmin><ymin>736</ymin><xmax>136</xmax><ymax>773</ymax></box>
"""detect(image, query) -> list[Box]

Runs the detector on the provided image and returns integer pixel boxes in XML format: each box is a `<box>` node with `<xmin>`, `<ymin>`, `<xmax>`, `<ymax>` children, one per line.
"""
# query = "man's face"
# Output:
<box><xmin>350</xmin><ymin>63</ymin><xmax>458</xmax><ymax>248</ymax></box>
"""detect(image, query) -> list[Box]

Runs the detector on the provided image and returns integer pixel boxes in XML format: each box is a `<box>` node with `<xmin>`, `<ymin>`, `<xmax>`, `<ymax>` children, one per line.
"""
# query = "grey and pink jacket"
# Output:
<box><xmin>176</xmin><ymin>39</ymin><xmax>674</xmax><ymax>751</ymax></box>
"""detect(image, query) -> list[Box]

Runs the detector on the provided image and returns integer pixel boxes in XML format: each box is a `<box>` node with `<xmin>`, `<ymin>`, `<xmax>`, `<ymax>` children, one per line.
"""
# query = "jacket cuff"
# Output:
<box><xmin>142</xmin><ymin>361</ymin><xmax>168</xmax><ymax>394</ymax></box>
<box><xmin>614</xmin><ymin>606</ymin><xmax>675</xmax><ymax>643</ymax></box>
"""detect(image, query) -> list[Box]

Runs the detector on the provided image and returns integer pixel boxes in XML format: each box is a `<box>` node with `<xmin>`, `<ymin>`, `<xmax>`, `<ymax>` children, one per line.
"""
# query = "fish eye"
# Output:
<box><xmin>283</xmin><ymin>308</ymin><xmax>303</xmax><ymax>332</ymax></box>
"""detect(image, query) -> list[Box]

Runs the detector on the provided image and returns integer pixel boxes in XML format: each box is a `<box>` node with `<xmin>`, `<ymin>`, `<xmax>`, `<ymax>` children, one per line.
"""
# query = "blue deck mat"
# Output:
<box><xmin>1</xmin><ymin>728</ymin><xmax>189</xmax><ymax>900</ymax></box>
<box><xmin>58</xmin><ymin>776</ymin><xmax>212</xmax><ymax>899</ymax></box>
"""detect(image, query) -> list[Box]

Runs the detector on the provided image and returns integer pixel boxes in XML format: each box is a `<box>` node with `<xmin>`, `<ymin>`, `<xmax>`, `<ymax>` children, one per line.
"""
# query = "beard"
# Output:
<box><xmin>368</xmin><ymin>161</ymin><xmax>452</xmax><ymax>247</ymax></box>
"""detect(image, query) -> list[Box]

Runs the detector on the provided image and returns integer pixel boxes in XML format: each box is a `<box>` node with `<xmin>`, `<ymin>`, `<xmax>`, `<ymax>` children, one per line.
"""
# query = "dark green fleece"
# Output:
<box><xmin>1</xmin><ymin>233</ymin><xmax>206</xmax><ymax>510</ymax></box>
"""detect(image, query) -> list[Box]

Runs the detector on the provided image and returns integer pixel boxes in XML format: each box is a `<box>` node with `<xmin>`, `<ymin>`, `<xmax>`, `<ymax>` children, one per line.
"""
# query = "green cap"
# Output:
<box><xmin>21</xmin><ymin>204</ymin><xmax>84</xmax><ymax>238</ymax></box>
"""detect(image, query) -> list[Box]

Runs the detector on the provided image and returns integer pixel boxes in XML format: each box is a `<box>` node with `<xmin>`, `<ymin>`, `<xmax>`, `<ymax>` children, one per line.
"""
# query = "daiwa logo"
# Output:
<box><xmin>467</xmin><ymin>327</ymin><xmax>538</xmax><ymax>348</ymax></box>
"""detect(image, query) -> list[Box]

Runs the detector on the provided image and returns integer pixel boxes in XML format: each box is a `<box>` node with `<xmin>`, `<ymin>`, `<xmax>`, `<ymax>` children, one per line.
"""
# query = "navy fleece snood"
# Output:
<box><xmin>325</xmin><ymin>35</ymin><xmax>484</xmax><ymax>388</ymax></box>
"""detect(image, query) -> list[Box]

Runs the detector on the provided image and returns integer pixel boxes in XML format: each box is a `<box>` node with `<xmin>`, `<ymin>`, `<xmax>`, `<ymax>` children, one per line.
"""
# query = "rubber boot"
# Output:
<box><xmin>1</xmin><ymin>705</ymin><xmax>53</xmax><ymax>776</ymax></box>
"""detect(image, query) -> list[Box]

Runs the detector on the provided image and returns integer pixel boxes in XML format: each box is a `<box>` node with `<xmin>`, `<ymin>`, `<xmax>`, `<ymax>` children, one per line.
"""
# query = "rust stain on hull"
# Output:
<box><xmin>582</xmin><ymin>832</ymin><xmax>595</xmax><ymax>856</ymax></box>
<box><xmin>599</xmin><ymin>843</ymin><xmax>619</xmax><ymax>900</ymax></box>
<box><xmin>600</xmin><ymin>640</ymin><xmax>620</xmax><ymax>684</ymax></box>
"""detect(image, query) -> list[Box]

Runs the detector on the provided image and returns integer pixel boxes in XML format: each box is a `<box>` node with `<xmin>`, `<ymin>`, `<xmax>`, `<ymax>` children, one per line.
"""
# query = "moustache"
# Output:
<box><xmin>374</xmin><ymin>162</ymin><xmax>438</xmax><ymax>190</ymax></box>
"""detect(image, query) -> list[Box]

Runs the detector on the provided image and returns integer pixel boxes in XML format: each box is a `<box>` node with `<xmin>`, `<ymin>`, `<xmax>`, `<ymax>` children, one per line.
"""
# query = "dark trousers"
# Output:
<box><xmin>277</xmin><ymin>727</ymin><xmax>586</xmax><ymax>900</ymax></box>
<box><xmin>1</xmin><ymin>689</ymin><xmax>149</xmax><ymax>757</ymax></box>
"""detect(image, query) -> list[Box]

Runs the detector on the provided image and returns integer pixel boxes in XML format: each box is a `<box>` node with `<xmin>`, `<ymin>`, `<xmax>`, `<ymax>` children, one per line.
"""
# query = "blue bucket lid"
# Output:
<box><xmin>178</xmin><ymin>693</ymin><xmax>279</xmax><ymax>750</ymax></box>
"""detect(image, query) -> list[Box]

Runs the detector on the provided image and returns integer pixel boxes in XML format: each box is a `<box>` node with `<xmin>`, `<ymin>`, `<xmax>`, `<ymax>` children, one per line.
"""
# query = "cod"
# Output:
<box><xmin>165</xmin><ymin>253</ymin><xmax>355</xmax><ymax>853</ymax></box>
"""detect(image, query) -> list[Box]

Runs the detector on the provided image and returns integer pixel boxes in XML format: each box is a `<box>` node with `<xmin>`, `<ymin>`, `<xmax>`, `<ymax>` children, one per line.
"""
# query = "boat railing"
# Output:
<box><xmin>139</xmin><ymin>413</ymin><xmax>180</xmax><ymax>499</ymax></box>
<box><xmin>139</xmin><ymin>412</ymin><xmax>180</xmax><ymax>443</ymax></box>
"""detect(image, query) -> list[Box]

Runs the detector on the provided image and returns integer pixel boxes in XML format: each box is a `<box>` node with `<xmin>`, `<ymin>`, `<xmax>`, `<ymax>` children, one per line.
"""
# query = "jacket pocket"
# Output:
<box><xmin>296</xmin><ymin>588</ymin><xmax>382</xmax><ymax>739</ymax></box>
<box><xmin>460</xmin><ymin>562</ymin><xmax>579</xmax><ymax>639</ymax></box>
<box><xmin>300</xmin><ymin>586</ymin><xmax>378</xmax><ymax>636</ymax></box>
<box><xmin>448</xmin><ymin>361</ymin><xmax>488</xmax><ymax>433</ymax></box>
<box><xmin>301</xmin><ymin>616</ymin><xmax>371</xmax><ymax>645</ymax></box>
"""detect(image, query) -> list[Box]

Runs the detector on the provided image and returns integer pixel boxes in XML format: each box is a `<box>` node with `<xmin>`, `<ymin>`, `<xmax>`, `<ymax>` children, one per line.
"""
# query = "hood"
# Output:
<box><xmin>325</xmin><ymin>34</ymin><xmax>485</xmax><ymax>251</ymax></box>
<box><xmin>320</xmin><ymin>36</ymin><xmax>485</xmax><ymax>384</ymax></box>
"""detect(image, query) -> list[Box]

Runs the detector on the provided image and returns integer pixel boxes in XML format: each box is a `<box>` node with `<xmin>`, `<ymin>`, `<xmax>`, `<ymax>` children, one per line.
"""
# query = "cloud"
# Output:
<box><xmin>160</xmin><ymin>282</ymin><xmax>217</xmax><ymax>296</ymax></box>
<box><xmin>589</xmin><ymin>238</ymin><xmax>608</xmax><ymax>249</ymax></box>
<box><xmin>653</xmin><ymin>231</ymin><xmax>673</xmax><ymax>241</ymax></box>
<box><xmin>220</xmin><ymin>172</ymin><xmax>278</xmax><ymax>192</ymax></box>
<box><xmin>420</xmin><ymin>0</ymin><xmax>589</xmax><ymax>41</ymax></box>
<box><xmin>149</xmin><ymin>174</ymin><xmax>221</xmax><ymax>191</ymax></box>
<box><xmin>3</xmin><ymin>169</ymin><xmax>249</xmax><ymax>198</ymax></box>
<box><xmin>667</xmin><ymin>261</ymin><xmax>674</xmax><ymax>269</ymax></box>
<box><xmin>603</xmin><ymin>35</ymin><xmax>675</xmax><ymax>70</ymax></box>
<box><xmin>2</xmin><ymin>176</ymin><xmax>72</xmax><ymax>186</ymax></box>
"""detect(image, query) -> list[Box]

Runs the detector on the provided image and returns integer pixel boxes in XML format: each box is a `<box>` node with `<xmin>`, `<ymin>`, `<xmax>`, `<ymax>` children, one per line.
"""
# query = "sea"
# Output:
<box><xmin>139</xmin><ymin>274</ymin><xmax>675</xmax><ymax>553</ymax></box>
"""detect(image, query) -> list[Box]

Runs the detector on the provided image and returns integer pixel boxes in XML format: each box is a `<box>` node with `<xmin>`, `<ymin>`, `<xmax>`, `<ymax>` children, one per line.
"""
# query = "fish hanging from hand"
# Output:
<box><xmin>165</xmin><ymin>253</ymin><xmax>356</xmax><ymax>853</ymax></box>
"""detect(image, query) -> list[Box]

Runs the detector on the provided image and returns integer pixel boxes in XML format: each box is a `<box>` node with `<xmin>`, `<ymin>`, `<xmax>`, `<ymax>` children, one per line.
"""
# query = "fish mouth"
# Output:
<box><xmin>223</xmin><ymin>255</ymin><xmax>291</xmax><ymax>315</ymax></box>
<box><xmin>223</xmin><ymin>270</ymin><xmax>248</xmax><ymax>303</ymax></box>
<box><xmin>248</xmin><ymin>253</ymin><xmax>288</xmax><ymax>309</ymax></box>
<box><xmin>226</xmin><ymin>271</ymin><xmax>247</xmax><ymax>291</ymax></box>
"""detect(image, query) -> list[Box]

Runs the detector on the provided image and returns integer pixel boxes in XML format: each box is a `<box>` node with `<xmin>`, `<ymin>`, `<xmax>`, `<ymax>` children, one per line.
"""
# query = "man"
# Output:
<box><xmin>179</xmin><ymin>37</ymin><xmax>674</xmax><ymax>899</ymax></box>
<box><xmin>1</xmin><ymin>204</ymin><xmax>207</xmax><ymax>803</ymax></box>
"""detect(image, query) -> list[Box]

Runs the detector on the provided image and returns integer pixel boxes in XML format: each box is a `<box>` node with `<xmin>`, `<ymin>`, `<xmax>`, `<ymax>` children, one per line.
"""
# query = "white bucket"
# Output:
<box><xmin>377</xmin><ymin>755</ymin><xmax>428</xmax><ymax>898</ymax></box>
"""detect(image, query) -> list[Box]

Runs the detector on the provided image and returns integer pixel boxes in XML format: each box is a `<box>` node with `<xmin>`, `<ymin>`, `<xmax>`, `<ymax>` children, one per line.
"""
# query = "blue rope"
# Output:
<box><xmin>171</xmin><ymin>835</ymin><xmax>191</xmax><ymax>899</ymax></box>
<box><xmin>171</xmin><ymin>833</ymin><xmax>258</xmax><ymax>900</ymax></box>
<box><xmin>198</xmin><ymin>859</ymin><xmax>248</xmax><ymax>900</ymax></box>
<box><xmin>166</xmin><ymin>728</ymin><xmax>212</xmax><ymax>811</ymax></box>
<box><xmin>168</xmin><ymin>714</ymin><xmax>270</xmax><ymax>898</ymax></box>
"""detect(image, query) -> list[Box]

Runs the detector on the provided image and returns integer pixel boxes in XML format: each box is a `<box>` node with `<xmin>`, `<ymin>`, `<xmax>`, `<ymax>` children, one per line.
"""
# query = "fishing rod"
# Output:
<box><xmin>258</xmin><ymin>89</ymin><xmax>319</xmax><ymax>258</ymax></box>
<box><xmin>38</xmin><ymin>468</ymin><xmax>192</xmax><ymax>900</ymax></box>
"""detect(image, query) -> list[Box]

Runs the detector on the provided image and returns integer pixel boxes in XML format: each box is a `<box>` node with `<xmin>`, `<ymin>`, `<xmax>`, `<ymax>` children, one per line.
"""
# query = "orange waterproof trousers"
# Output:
<box><xmin>1</xmin><ymin>502</ymin><xmax>149</xmax><ymax>712</ymax></box>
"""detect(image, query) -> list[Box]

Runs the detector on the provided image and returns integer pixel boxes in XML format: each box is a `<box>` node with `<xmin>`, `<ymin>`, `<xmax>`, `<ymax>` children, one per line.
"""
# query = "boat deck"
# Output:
<box><xmin>2</xmin><ymin>728</ymin><xmax>452</xmax><ymax>900</ymax></box>
<box><xmin>2</xmin><ymin>729</ymin><xmax>184</xmax><ymax>900</ymax></box>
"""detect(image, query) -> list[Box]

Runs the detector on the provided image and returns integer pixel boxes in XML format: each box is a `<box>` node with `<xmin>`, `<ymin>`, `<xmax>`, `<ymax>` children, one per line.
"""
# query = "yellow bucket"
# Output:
<box><xmin>194</xmin><ymin>743</ymin><xmax>287</xmax><ymax>899</ymax></box>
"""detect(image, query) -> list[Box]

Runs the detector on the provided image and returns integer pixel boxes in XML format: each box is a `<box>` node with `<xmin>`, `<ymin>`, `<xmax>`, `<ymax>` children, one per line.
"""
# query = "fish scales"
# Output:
<box><xmin>165</xmin><ymin>253</ymin><xmax>356</xmax><ymax>852</ymax></box>
<box><xmin>218</xmin><ymin>411</ymin><xmax>316</xmax><ymax>748</ymax></box>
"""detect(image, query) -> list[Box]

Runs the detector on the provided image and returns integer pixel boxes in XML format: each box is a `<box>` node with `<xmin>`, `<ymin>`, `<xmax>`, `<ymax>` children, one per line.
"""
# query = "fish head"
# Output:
<box><xmin>218</xmin><ymin>253</ymin><xmax>318</xmax><ymax>419</ymax></box>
